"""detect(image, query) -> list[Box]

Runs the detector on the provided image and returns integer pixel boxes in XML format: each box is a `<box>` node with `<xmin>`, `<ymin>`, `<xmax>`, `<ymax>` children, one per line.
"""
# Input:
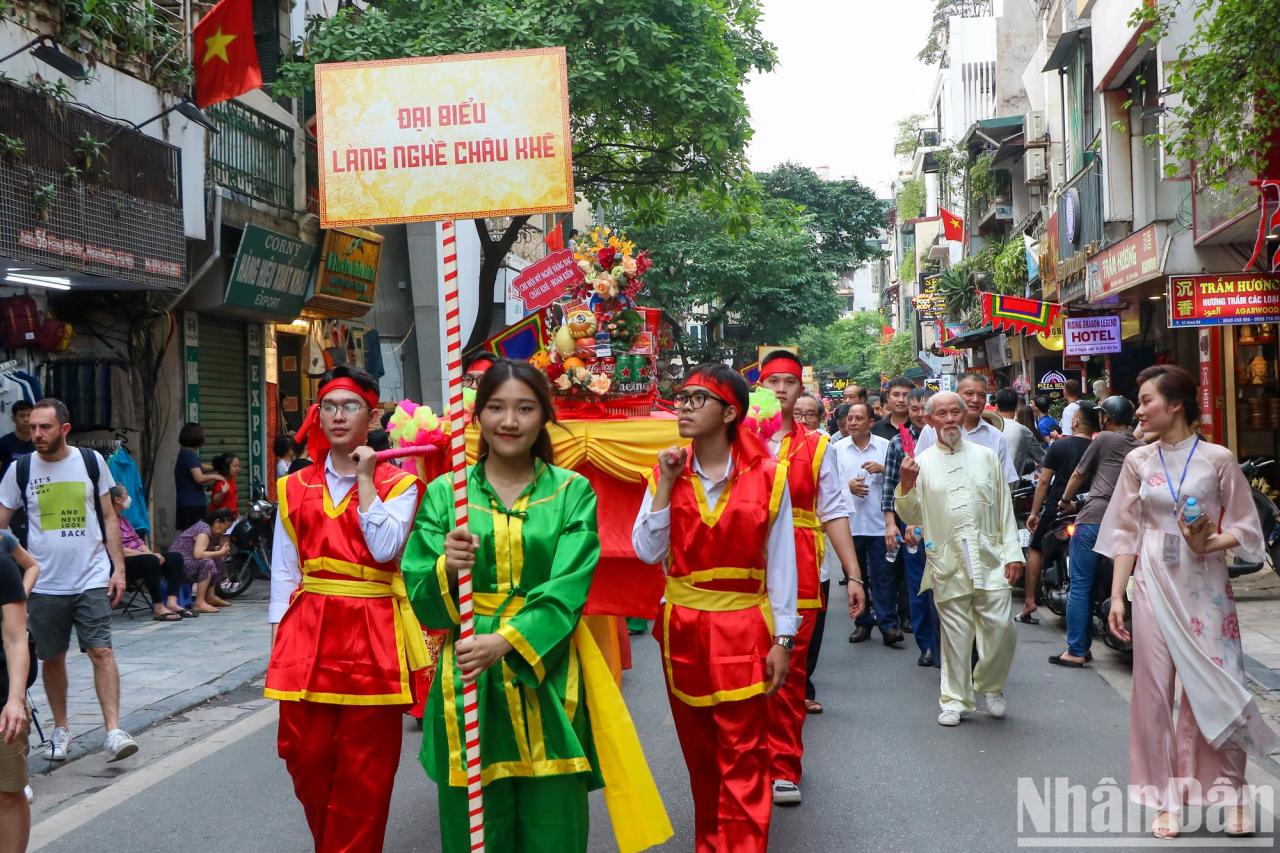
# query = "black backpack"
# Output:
<box><xmin>13</xmin><ymin>447</ymin><xmax>107</xmax><ymax>547</ymax></box>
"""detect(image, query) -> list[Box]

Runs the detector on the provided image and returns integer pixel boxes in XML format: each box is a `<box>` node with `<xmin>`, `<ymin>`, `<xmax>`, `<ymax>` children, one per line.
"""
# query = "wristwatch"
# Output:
<box><xmin>774</xmin><ymin>635</ymin><xmax>795</xmax><ymax>651</ymax></box>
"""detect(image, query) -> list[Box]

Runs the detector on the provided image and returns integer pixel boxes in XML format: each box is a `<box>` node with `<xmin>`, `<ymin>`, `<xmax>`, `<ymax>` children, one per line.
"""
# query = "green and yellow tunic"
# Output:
<box><xmin>403</xmin><ymin>461</ymin><xmax>603</xmax><ymax>789</ymax></box>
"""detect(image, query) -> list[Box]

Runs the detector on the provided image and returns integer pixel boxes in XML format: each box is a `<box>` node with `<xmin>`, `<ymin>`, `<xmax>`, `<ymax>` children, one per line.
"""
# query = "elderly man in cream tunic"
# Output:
<box><xmin>895</xmin><ymin>391</ymin><xmax>1024</xmax><ymax>727</ymax></box>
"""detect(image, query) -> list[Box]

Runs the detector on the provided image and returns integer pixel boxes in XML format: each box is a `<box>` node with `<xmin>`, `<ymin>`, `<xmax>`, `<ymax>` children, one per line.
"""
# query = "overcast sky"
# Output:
<box><xmin>745</xmin><ymin>1</ymin><xmax>940</xmax><ymax>197</ymax></box>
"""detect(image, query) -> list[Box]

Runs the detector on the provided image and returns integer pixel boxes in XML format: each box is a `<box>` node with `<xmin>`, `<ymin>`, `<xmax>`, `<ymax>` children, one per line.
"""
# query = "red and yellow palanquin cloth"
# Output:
<box><xmin>265</xmin><ymin>460</ymin><xmax>426</xmax><ymax>704</ymax></box>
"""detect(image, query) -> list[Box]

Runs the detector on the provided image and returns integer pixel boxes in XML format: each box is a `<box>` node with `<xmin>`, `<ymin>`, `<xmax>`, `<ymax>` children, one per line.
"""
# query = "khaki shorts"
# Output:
<box><xmin>0</xmin><ymin>703</ymin><xmax>30</xmax><ymax>793</ymax></box>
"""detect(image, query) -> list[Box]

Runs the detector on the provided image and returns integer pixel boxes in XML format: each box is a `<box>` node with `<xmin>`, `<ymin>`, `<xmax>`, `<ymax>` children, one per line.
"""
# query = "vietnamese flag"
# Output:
<box><xmin>193</xmin><ymin>0</ymin><xmax>263</xmax><ymax>108</ymax></box>
<box><xmin>940</xmin><ymin>206</ymin><xmax>965</xmax><ymax>242</ymax></box>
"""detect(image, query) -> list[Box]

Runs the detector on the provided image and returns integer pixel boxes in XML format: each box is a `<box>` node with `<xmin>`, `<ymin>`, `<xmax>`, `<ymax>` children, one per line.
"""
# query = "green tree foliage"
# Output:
<box><xmin>918</xmin><ymin>0</ymin><xmax>992</xmax><ymax>65</ymax></box>
<box><xmin>278</xmin><ymin>0</ymin><xmax>776</xmax><ymax>349</ymax></box>
<box><xmin>755</xmin><ymin>162</ymin><xmax>886</xmax><ymax>275</ymax></box>
<box><xmin>876</xmin><ymin>330</ymin><xmax>918</xmax><ymax>379</ymax></box>
<box><xmin>896</xmin><ymin>178</ymin><xmax>926</xmax><ymax>222</ymax></box>
<box><xmin>797</xmin><ymin>311</ymin><xmax>884</xmax><ymax>384</ymax></box>
<box><xmin>1133</xmin><ymin>0</ymin><xmax>1280</xmax><ymax>186</ymax></box>
<box><xmin>894</xmin><ymin>113</ymin><xmax>928</xmax><ymax>157</ymax></box>
<box><xmin>625</xmin><ymin>196</ymin><xmax>839</xmax><ymax>366</ymax></box>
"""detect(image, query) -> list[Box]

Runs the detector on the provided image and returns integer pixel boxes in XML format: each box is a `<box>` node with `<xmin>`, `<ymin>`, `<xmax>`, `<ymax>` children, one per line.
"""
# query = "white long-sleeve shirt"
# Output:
<box><xmin>269</xmin><ymin>454</ymin><xmax>421</xmax><ymax>624</ymax></box>
<box><xmin>831</xmin><ymin>433</ymin><xmax>891</xmax><ymax>537</ymax></box>
<box><xmin>770</xmin><ymin>429</ymin><xmax>851</xmax><ymax>581</ymax></box>
<box><xmin>631</xmin><ymin>452</ymin><xmax>801</xmax><ymax>636</ymax></box>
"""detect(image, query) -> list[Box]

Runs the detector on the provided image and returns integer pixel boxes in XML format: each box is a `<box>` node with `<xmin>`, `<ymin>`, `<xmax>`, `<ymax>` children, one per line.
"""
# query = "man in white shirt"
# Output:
<box><xmin>896</xmin><ymin>392</ymin><xmax>1024</xmax><ymax>728</ymax></box>
<box><xmin>838</xmin><ymin>402</ymin><xmax>902</xmax><ymax>647</ymax></box>
<box><xmin>632</xmin><ymin>363</ymin><xmax>800</xmax><ymax>852</ymax></box>
<box><xmin>915</xmin><ymin>373</ymin><xmax>1019</xmax><ymax>484</ymax></box>
<box><xmin>1060</xmin><ymin>380</ymin><xmax>1082</xmax><ymax>438</ymax></box>
<box><xmin>0</xmin><ymin>398</ymin><xmax>135</xmax><ymax>763</ymax></box>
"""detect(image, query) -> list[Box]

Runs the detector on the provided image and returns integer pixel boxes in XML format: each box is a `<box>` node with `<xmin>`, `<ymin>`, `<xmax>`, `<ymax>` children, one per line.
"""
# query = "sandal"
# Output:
<box><xmin>1014</xmin><ymin>611</ymin><xmax>1040</xmax><ymax>625</ymax></box>
<box><xmin>1048</xmin><ymin>652</ymin><xmax>1087</xmax><ymax>668</ymax></box>
<box><xmin>176</xmin><ymin>608</ymin><xmax>198</xmax><ymax>619</ymax></box>
<box><xmin>805</xmin><ymin>699</ymin><xmax>824</xmax><ymax>715</ymax></box>
<box><xmin>152</xmin><ymin>611</ymin><xmax>182</xmax><ymax>622</ymax></box>
<box><xmin>1225</xmin><ymin>805</ymin><xmax>1254</xmax><ymax>837</ymax></box>
<box><xmin>1151</xmin><ymin>811</ymin><xmax>1179</xmax><ymax>839</ymax></box>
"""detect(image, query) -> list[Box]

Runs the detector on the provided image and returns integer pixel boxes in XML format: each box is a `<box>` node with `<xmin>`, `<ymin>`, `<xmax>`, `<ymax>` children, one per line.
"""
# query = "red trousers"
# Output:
<box><xmin>277</xmin><ymin>701</ymin><xmax>406</xmax><ymax>853</ymax></box>
<box><xmin>767</xmin><ymin>608</ymin><xmax>818</xmax><ymax>782</ymax></box>
<box><xmin>668</xmin><ymin>690</ymin><xmax>772</xmax><ymax>853</ymax></box>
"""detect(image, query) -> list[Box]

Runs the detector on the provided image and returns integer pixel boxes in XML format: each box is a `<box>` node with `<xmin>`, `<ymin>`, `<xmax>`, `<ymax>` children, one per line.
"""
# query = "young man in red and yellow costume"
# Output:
<box><xmin>633</xmin><ymin>363</ymin><xmax>827</xmax><ymax>852</ymax></box>
<box><xmin>757</xmin><ymin>350</ymin><xmax>865</xmax><ymax>805</ymax></box>
<box><xmin>265</xmin><ymin>366</ymin><xmax>426</xmax><ymax>853</ymax></box>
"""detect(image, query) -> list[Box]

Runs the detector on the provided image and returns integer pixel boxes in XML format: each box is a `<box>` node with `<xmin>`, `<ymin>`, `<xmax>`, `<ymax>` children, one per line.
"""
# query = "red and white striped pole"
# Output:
<box><xmin>440</xmin><ymin>219</ymin><xmax>486</xmax><ymax>851</ymax></box>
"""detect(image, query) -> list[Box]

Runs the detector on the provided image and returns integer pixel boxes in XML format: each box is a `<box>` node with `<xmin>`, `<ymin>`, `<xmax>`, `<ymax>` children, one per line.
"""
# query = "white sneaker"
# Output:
<box><xmin>772</xmin><ymin>779</ymin><xmax>802</xmax><ymax>805</ymax></box>
<box><xmin>937</xmin><ymin>709</ymin><xmax>962</xmax><ymax>726</ymax></box>
<box><xmin>984</xmin><ymin>692</ymin><xmax>1007</xmax><ymax>719</ymax></box>
<box><xmin>104</xmin><ymin>728</ymin><xmax>138</xmax><ymax>762</ymax></box>
<box><xmin>48</xmin><ymin>726</ymin><xmax>71</xmax><ymax>761</ymax></box>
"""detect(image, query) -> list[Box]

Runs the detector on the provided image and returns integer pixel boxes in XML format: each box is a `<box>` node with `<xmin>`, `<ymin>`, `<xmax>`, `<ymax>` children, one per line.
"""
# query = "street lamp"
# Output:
<box><xmin>105</xmin><ymin>98</ymin><xmax>221</xmax><ymax>143</ymax></box>
<box><xmin>0</xmin><ymin>36</ymin><xmax>89</xmax><ymax>81</ymax></box>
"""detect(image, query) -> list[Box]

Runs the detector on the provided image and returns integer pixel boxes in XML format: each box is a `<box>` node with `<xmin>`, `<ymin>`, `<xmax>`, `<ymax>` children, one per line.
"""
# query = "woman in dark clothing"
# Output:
<box><xmin>174</xmin><ymin>423</ymin><xmax>224</xmax><ymax>530</ymax></box>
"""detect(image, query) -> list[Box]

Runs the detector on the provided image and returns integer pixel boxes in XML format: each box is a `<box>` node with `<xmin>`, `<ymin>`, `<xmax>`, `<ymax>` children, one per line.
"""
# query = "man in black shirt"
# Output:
<box><xmin>872</xmin><ymin>377</ymin><xmax>914</xmax><ymax>441</ymax></box>
<box><xmin>0</xmin><ymin>401</ymin><xmax>34</xmax><ymax>475</ymax></box>
<box><xmin>1020</xmin><ymin>402</ymin><xmax>1097</xmax><ymax>623</ymax></box>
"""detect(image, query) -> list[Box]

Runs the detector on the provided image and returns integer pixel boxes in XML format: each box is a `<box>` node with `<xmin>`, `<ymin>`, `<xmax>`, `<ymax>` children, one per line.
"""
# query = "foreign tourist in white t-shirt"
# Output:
<box><xmin>0</xmin><ymin>399</ymin><xmax>137</xmax><ymax>764</ymax></box>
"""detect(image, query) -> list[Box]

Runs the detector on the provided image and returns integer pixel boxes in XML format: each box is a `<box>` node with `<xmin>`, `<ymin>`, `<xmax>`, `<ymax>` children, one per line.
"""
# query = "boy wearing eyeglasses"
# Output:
<box><xmin>632</xmin><ymin>363</ymin><xmax>808</xmax><ymax>852</ymax></box>
<box><xmin>265</xmin><ymin>366</ymin><xmax>427</xmax><ymax>853</ymax></box>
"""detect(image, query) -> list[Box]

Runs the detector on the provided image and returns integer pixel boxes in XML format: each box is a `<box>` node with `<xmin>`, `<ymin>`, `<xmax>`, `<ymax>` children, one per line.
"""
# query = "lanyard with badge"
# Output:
<box><xmin>1157</xmin><ymin>436</ymin><xmax>1199</xmax><ymax>564</ymax></box>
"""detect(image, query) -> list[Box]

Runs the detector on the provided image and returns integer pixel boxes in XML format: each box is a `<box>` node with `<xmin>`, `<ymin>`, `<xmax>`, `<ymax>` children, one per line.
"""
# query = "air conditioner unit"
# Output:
<box><xmin>1024</xmin><ymin>148</ymin><xmax>1048</xmax><ymax>183</ymax></box>
<box><xmin>1049</xmin><ymin>159</ymin><xmax>1065</xmax><ymax>189</ymax></box>
<box><xmin>1023</xmin><ymin>111</ymin><xmax>1047</xmax><ymax>144</ymax></box>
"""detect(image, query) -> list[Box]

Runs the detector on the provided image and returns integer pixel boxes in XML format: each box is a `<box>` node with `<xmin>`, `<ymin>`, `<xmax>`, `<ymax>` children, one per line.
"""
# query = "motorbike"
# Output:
<box><xmin>1227</xmin><ymin>458</ymin><xmax>1280</xmax><ymax>578</ymax></box>
<box><xmin>215</xmin><ymin>486</ymin><xmax>276</xmax><ymax>599</ymax></box>
<box><xmin>1040</xmin><ymin>495</ymin><xmax>1132</xmax><ymax>653</ymax></box>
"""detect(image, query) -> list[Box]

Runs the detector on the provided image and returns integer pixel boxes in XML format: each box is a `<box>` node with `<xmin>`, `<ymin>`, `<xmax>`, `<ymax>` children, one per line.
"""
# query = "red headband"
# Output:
<box><xmin>293</xmin><ymin>377</ymin><xmax>380</xmax><ymax>460</ymax></box>
<box><xmin>758</xmin><ymin>356</ymin><xmax>803</xmax><ymax>383</ymax></box>
<box><xmin>467</xmin><ymin>355</ymin><xmax>496</xmax><ymax>373</ymax></box>
<box><xmin>682</xmin><ymin>373</ymin><xmax>745</xmax><ymax>423</ymax></box>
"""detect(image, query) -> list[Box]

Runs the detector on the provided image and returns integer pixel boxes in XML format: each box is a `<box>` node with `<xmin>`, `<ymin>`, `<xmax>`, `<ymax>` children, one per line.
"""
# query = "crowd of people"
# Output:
<box><xmin>1</xmin><ymin>354</ymin><xmax>1275</xmax><ymax>851</ymax></box>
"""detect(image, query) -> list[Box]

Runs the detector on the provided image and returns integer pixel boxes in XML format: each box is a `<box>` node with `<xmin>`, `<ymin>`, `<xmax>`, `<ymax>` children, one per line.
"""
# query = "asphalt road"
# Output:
<box><xmin>27</xmin><ymin>591</ymin><xmax>1271</xmax><ymax>852</ymax></box>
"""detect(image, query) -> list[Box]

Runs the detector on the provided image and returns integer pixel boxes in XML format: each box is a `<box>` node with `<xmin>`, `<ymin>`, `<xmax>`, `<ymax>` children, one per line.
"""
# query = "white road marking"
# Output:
<box><xmin>28</xmin><ymin>703</ymin><xmax>278</xmax><ymax>851</ymax></box>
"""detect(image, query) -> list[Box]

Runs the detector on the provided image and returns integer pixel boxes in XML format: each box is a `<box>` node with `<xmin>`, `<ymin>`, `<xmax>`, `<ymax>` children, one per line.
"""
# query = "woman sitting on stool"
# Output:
<box><xmin>112</xmin><ymin>486</ymin><xmax>192</xmax><ymax>622</ymax></box>
<box><xmin>172</xmin><ymin>508</ymin><xmax>235</xmax><ymax>615</ymax></box>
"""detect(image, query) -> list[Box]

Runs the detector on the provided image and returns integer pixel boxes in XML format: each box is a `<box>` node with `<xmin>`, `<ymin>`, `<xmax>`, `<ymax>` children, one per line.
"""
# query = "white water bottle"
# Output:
<box><xmin>1182</xmin><ymin>497</ymin><xmax>1202</xmax><ymax>525</ymax></box>
<box><xmin>906</xmin><ymin>527</ymin><xmax>921</xmax><ymax>554</ymax></box>
<box><xmin>886</xmin><ymin>534</ymin><xmax>901</xmax><ymax>563</ymax></box>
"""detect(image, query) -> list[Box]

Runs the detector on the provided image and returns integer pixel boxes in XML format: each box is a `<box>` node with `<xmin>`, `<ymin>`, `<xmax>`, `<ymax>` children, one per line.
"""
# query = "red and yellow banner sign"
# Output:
<box><xmin>315</xmin><ymin>47</ymin><xmax>574</xmax><ymax>227</ymax></box>
<box><xmin>1168</xmin><ymin>272</ymin><xmax>1280</xmax><ymax>327</ymax></box>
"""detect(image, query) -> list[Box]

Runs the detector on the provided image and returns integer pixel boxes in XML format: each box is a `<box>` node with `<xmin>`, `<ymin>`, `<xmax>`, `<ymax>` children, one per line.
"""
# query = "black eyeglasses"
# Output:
<box><xmin>674</xmin><ymin>391</ymin><xmax>727</xmax><ymax>410</ymax></box>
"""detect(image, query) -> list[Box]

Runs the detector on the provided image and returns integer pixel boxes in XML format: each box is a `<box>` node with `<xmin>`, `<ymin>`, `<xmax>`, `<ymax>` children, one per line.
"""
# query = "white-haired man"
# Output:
<box><xmin>895</xmin><ymin>392</ymin><xmax>1024</xmax><ymax>727</ymax></box>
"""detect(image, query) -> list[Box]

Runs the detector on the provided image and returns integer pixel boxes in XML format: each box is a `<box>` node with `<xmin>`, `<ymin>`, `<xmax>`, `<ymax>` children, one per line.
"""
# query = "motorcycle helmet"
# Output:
<box><xmin>1098</xmin><ymin>395</ymin><xmax>1135</xmax><ymax>426</ymax></box>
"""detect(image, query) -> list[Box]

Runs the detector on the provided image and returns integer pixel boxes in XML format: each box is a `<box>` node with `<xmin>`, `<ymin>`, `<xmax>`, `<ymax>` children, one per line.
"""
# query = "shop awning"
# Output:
<box><xmin>942</xmin><ymin>325</ymin><xmax>998</xmax><ymax>349</ymax></box>
<box><xmin>904</xmin><ymin>366</ymin><xmax>928</xmax><ymax>381</ymax></box>
<box><xmin>960</xmin><ymin>115</ymin><xmax>1025</xmax><ymax>154</ymax></box>
<box><xmin>1043</xmin><ymin>27</ymin><xmax>1090</xmax><ymax>72</ymax></box>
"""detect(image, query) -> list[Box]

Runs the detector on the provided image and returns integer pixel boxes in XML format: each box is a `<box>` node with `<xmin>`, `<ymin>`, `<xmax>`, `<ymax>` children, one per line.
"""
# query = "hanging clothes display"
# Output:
<box><xmin>108</xmin><ymin>444</ymin><xmax>150</xmax><ymax>535</ymax></box>
<box><xmin>41</xmin><ymin>360</ymin><xmax>117</xmax><ymax>430</ymax></box>
<box><xmin>0</xmin><ymin>367</ymin><xmax>37</xmax><ymax>436</ymax></box>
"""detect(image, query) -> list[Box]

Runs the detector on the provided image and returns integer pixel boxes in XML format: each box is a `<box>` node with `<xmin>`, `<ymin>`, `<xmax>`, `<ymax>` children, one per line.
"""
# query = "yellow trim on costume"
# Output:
<box><xmin>440</xmin><ymin>640</ymin><xmax>464</xmax><ymax>779</ymax></box>
<box><xmin>644</xmin><ymin>471</ymin><xmax>657</xmax><ymax>497</ymax></box>
<box><xmin>302</xmin><ymin>556</ymin><xmax>398</xmax><ymax>582</ymax></box>
<box><xmin>523</xmin><ymin>685</ymin><xmax>547</xmax><ymax>763</ymax></box>
<box><xmin>500</xmin><ymin>659</ymin><xmax>535</xmax><ymax>766</ymax></box>
<box><xmin>690</xmin><ymin>472</ymin><xmax>733</xmax><ymax>527</ymax></box>
<box><xmin>277</xmin><ymin>476</ymin><xmax>299</xmax><ymax>549</ymax></box>
<box><xmin>563</xmin><ymin>640</ymin><xmax>580</xmax><ymax>722</ymax></box>
<box><xmin>299</xmin><ymin>574</ymin><xmax>431</xmax><ymax>671</ymax></box>
<box><xmin>812</xmin><ymin>433</ymin><xmax>829</xmax><ymax>482</ymax></box>
<box><xmin>490</xmin><ymin>493</ymin><xmax>532</xmax><ymax>591</ymax></box>
<box><xmin>664</xmin><ymin>576</ymin><xmax>768</xmax><ymax>612</ymax></box>
<box><xmin>797</xmin><ymin>596</ymin><xmax>825</xmax><ymax>609</ymax></box>
<box><xmin>681</xmin><ymin>566</ymin><xmax>767</xmax><ymax>585</ymax></box>
<box><xmin>434</xmin><ymin>555</ymin><xmax>461</xmax><ymax>625</ymax></box>
<box><xmin>321</xmin><ymin>475</ymin><xmax>355</xmax><ymax>519</ymax></box>
<box><xmin>768</xmin><ymin>460</ymin><xmax>790</xmax><ymax>526</ymax></box>
<box><xmin>472</xmin><ymin>591</ymin><xmax>525</xmax><ymax>618</ymax></box>
<box><xmin>264</xmin><ymin>686</ymin><xmax>412</xmax><ymax>704</ymax></box>
<box><xmin>496</xmin><ymin>622</ymin><xmax>547</xmax><ymax>683</ymax></box>
<box><xmin>383</xmin><ymin>473</ymin><xmax>417</xmax><ymax>502</ymax></box>
<box><xmin>791</xmin><ymin>509</ymin><xmax>821</xmax><ymax>529</ymax></box>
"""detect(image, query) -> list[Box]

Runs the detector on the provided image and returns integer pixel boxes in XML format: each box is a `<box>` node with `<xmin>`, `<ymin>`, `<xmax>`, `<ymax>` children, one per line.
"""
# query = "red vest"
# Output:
<box><xmin>778</xmin><ymin>426</ymin><xmax>829</xmax><ymax>610</ymax></box>
<box><xmin>655</xmin><ymin>450</ymin><xmax>789</xmax><ymax>706</ymax></box>
<box><xmin>265</xmin><ymin>459</ymin><xmax>423</xmax><ymax>705</ymax></box>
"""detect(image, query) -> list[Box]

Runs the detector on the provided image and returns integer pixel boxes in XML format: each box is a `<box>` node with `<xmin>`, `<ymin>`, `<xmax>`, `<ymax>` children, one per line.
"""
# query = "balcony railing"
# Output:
<box><xmin>207</xmin><ymin>100</ymin><xmax>295</xmax><ymax>210</ymax></box>
<box><xmin>1057</xmin><ymin>154</ymin><xmax>1103</xmax><ymax>263</ymax></box>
